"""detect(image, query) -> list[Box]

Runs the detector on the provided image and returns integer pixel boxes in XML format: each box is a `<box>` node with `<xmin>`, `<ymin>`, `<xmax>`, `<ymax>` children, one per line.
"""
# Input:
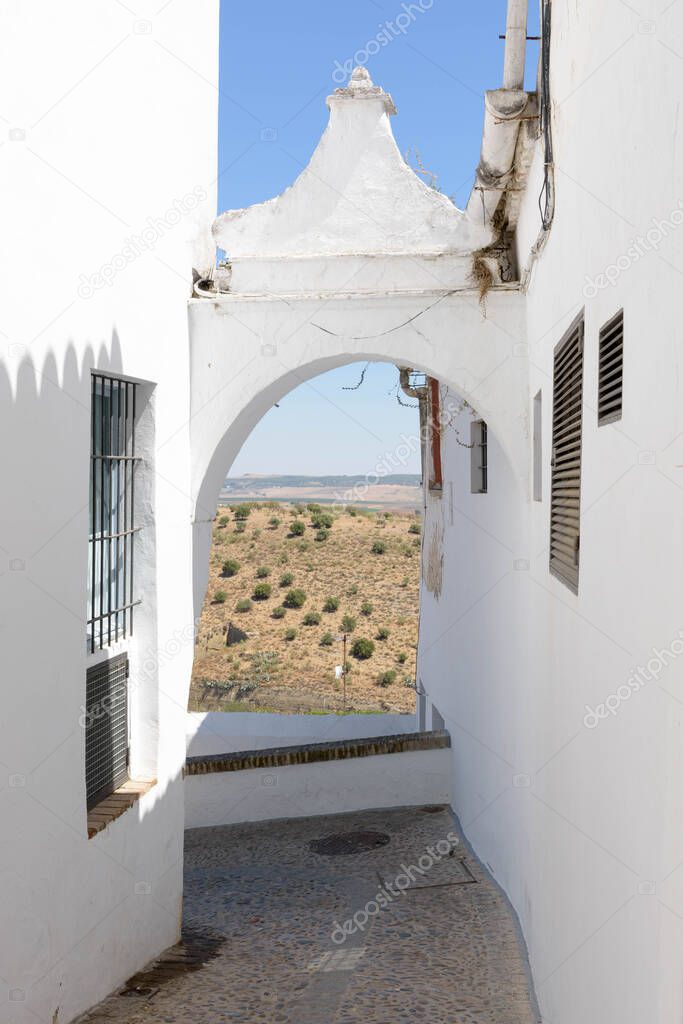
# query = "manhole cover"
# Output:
<box><xmin>310</xmin><ymin>830</ymin><xmax>391</xmax><ymax>856</ymax></box>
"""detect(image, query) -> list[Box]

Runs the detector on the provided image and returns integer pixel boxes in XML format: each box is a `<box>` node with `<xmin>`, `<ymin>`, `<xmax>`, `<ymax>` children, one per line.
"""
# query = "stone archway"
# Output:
<box><xmin>188</xmin><ymin>66</ymin><xmax>530</xmax><ymax>613</ymax></box>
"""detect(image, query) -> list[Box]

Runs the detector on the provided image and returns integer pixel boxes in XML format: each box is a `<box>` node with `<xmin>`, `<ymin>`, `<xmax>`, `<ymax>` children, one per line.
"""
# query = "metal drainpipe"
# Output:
<box><xmin>503</xmin><ymin>0</ymin><xmax>529</xmax><ymax>89</ymax></box>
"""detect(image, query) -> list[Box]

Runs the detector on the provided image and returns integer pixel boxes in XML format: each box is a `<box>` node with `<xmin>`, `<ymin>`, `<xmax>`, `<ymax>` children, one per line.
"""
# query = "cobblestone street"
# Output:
<box><xmin>80</xmin><ymin>807</ymin><xmax>539</xmax><ymax>1023</ymax></box>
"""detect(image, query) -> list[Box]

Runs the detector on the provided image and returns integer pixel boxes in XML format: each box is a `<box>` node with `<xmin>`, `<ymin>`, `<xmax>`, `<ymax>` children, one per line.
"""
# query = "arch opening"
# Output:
<box><xmin>188</xmin><ymin>356</ymin><xmax>523</xmax><ymax>740</ymax></box>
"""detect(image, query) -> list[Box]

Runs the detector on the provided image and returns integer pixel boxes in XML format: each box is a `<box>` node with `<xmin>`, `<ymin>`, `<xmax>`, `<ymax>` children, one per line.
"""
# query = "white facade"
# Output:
<box><xmin>0</xmin><ymin>3</ymin><xmax>218</xmax><ymax>1022</ymax></box>
<box><xmin>419</xmin><ymin>6</ymin><xmax>683</xmax><ymax>1024</ymax></box>
<box><xmin>3</xmin><ymin>2</ymin><xmax>683</xmax><ymax>1022</ymax></box>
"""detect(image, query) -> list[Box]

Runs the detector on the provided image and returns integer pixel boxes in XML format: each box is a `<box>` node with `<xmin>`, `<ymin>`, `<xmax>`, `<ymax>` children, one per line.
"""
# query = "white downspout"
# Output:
<box><xmin>503</xmin><ymin>0</ymin><xmax>529</xmax><ymax>90</ymax></box>
<box><xmin>465</xmin><ymin>0</ymin><xmax>530</xmax><ymax>236</ymax></box>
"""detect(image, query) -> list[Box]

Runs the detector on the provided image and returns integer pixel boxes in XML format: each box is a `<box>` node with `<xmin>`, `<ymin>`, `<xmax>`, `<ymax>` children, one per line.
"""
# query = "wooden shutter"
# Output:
<box><xmin>598</xmin><ymin>310</ymin><xmax>623</xmax><ymax>425</ymax></box>
<box><xmin>550</xmin><ymin>314</ymin><xmax>584</xmax><ymax>592</ymax></box>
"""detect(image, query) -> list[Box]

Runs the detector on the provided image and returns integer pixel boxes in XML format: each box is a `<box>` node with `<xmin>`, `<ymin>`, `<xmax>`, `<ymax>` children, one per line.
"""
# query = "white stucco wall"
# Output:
<box><xmin>185</xmin><ymin>748</ymin><xmax>452</xmax><ymax>829</ymax></box>
<box><xmin>4</xmin><ymin>3</ymin><xmax>679</xmax><ymax>1021</ymax></box>
<box><xmin>0</xmin><ymin>5</ymin><xmax>218</xmax><ymax>1022</ymax></box>
<box><xmin>186</xmin><ymin>711</ymin><xmax>417</xmax><ymax>755</ymax></box>
<box><xmin>419</xmin><ymin>4</ymin><xmax>683</xmax><ymax>1023</ymax></box>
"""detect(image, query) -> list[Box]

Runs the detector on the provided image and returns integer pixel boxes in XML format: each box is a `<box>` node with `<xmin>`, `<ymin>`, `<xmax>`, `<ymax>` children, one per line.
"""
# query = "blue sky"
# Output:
<box><xmin>220</xmin><ymin>1</ymin><xmax>539</xmax><ymax>476</ymax></box>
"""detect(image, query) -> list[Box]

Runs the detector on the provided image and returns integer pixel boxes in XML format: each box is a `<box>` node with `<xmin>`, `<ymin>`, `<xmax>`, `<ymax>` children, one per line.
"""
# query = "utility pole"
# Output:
<box><xmin>343</xmin><ymin>632</ymin><xmax>347</xmax><ymax>713</ymax></box>
<box><xmin>335</xmin><ymin>633</ymin><xmax>348</xmax><ymax>713</ymax></box>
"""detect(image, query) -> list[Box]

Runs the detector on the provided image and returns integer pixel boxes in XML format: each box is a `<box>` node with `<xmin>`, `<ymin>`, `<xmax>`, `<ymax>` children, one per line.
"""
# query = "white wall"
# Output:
<box><xmin>186</xmin><ymin>711</ymin><xmax>417</xmax><ymax>755</ymax></box>
<box><xmin>420</xmin><ymin>4</ymin><xmax>683</xmax><ymax>1023</ymax></box>
<box><xmin>0</xmin><ymin>4</ymin><xmax>218</xmax><ymax>1022</ymax></box>
<box><xmin>185</xmin><ymin>748</ymin><xmax>452</xmax><ymax>829</ymax></box>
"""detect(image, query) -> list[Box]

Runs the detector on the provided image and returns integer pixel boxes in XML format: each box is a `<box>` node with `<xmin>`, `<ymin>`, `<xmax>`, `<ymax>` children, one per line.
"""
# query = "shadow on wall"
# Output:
<box><xmin>0</xmin><ymin>337</ymin><xmax>181</xmax><ymax>1024</ymax></box>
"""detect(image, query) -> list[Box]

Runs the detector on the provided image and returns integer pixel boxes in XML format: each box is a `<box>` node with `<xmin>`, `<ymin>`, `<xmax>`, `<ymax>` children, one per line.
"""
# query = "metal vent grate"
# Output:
<box><xmin>598</xmin><ymin>309</ymin><xmax>623</xmax><ymax>425</ymax></box>
<box><xmin>85</xmin><ymin>653</ymin><xmax>129</xmax><ymax>809</ymax></box>
<box><xmin>550</xmin><ymin>314</ymin><xmax>584</xmax><ymax>593</ymax></box>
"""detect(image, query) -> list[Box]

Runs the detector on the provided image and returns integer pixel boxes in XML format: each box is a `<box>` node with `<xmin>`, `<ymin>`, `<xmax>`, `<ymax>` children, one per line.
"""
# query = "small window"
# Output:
<box><xmin>85</xmin><ymin>654</ymin><xmax>129</xmax><ymax>809</ymax></box>
<box><xmin>88</xmin><ymin>375</ymin><xmax>141</xmax><ymax>652</ymax></box>
<box><xmin>550</xmin><ymin>314</ymin><xmax>584</xmax><ymax>593</ymax></box>
<box><xmin>598</xmin><ymin>309</ymin><xmax>623</xmax><ymax>425</ymax></box>
<box><xmin>533</xmin><ymin>390</ymin><xmax>542</xmax><ymax>501</ymax></box>
<box><xmin>470</xmin><ymin>420</ymin><xmax>488</xmax><ymax>493</ymax></box>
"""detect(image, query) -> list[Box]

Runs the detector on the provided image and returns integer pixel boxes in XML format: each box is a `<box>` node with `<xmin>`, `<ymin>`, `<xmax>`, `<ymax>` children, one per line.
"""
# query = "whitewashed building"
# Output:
<box><xmin>2</xmin><ymin>1</ymin><xmax>683</xmax><ymax>1022</ymax></box>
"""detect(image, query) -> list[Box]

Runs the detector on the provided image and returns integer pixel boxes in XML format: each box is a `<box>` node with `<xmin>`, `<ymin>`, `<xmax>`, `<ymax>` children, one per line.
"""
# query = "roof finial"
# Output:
<box><xmin>350</xmin><ymin>66</ymin><xmax>373</xmax><ymax>87</ymax></box>
<box><xmin>328</xmin><ymin>65</ymin><xmax>396</xmax><ymax>114</ymax></box>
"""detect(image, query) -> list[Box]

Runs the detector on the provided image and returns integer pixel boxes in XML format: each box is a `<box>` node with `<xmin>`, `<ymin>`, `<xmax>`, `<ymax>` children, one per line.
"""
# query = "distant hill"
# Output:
<box><xmin>224</xmin><ymin>474</ymin><xmax>421</xmax><ymax>489</ymax></box>
<box><xmin>220</xmin><ymin>474</ymin><xmax>423</xmax><ymax>511</ymax></box>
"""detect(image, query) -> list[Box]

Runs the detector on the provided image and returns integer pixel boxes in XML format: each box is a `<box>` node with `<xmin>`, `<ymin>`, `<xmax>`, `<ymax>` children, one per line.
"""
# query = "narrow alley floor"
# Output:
<box><xmin>79</xmin><ymin>807</ymin><xmax>539</xmax><ymax>1023</ymax></box>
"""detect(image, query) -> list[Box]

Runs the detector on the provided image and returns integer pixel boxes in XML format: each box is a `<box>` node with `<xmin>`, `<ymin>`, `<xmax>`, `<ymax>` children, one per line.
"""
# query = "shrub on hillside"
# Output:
<box><xmin>213</xmin><ymin>590</ymin><xmax>227</xmax><ymax>604</ymax></box>
<box><xmin>279</xmin><ymin>571</ymin><xmax>294</xmax><ymax>587</ymax></box>
<box><xmin>371</xmin><ymin>540</ymin><xmax>387</xmax><ymax>555</ymax></box>
<box><xmin>351</xmin><ymin>637</ymin><xmax>375</xmax><ymax>660</ymax></box>
<box><xmin>222</xmin><ymin>559</ymin><xmax>240</xmax><ymax>577</ymax></box>
<box><xmin>408</xmin><ymin>522</ymin><xmax>421</xmax><ymax>535</ymax></box>
<box><xmin>236</xmin><ymin>598</ymin><xmax>252</xmax><ymax>613</ymax></box>
<box><xmin>311</xmin><ymin>511</ymin><xmax>333</xmax><ymax>529</ymax></box>
<box><xmin>341</xmin><ymin>614</ymin><xmax>357</xmax><ymax>633</ymax></box>
<box><xmin>303</xmin><ymin>610</ymin><xmax>321</xmax><ymax>626</ymax></box>
<box><xmin>284</xmin><ymin>588</ymin><xmax>306</xmax><ymax>608</ymax></box>
<box><xmin>235</xmin><ymin>521</ymin><xmax>246</xmax><ymax>533</ymax></box>
<box><xmin>269</xmin><ymin>517</ymin><xmax>281</xmax><ymax>528</ymax></box>
<box><xmin>284</xmin><ymin>627</ymin><xmax>297</xmax><ymax>641</ymax></box>
<box><xmin>377</xmin><ymin>670</ymin><xmax>397</xmax><ymax>688</ymax></box>
<box><xmin>252</xmin><ymin>583</ymin><xmax>272</xmax><ymax>601</ymax></box>
<box><xmin>397</xmin><ymin>652</ymin><xmax>408</xmax><ymax>664</ymax></box>
<box><xmin>320</xmin><ymin>632</ymin><xmax>334</xmax><ymax>647</ymax></box>
<box><xmin>314</xmin><ymin>529</ymin><xmax>329</xmax><ymax>542</ymax></box>
<box><xmin>256</xmin><ymin>566</ymin><xmax>271</xmax><ymax>578</ymax></box>
<box><xmin>376</xmin><ymin>626</ymin><xmax>390</xmax><ymax>641</ymax></box>
<box><xmin>360</xmin><ymin>600</ymin><xmax>373</xmax><ymax>616</ymax></box>
<box><xmin>233</xmin><ymin>504</ymin><xmax>252</xmax><ymax>520</ymax></box>
<box><xmin>218</xmin><ymin>515</ymin><xmax>230</xmax><ymax>527</ymax></box>
<box><xmin>272</xmin><ymin>606</ymin><xmax>286</xmax><ymax>619</ymax></box>
<box><xmin>323</xmin><ymin>596</ymin><xmax>339</xmax><ymax>613</ymax></box>
<box><xmin>290</xmin><ymin>520</ymin><xmax>305</xmax><ymax>537</ymax></box>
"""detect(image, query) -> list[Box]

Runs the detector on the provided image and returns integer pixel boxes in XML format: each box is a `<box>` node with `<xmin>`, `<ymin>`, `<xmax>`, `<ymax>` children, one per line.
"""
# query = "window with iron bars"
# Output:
<box><xmin>88</xmin><ymin>374</ymin><xmax>141</xmax><ymax>652</ymax></box>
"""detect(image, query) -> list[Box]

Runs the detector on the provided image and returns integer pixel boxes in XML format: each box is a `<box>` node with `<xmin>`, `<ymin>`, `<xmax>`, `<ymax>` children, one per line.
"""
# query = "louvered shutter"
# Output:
<box><xmin>598</xmin><ymin>310</ymin><xmax>623</xmax><ymax>425</ymax></box>
<box><xmin>85</xmin><ymin>653</ymin><xmax>129</xmax><ymax>809</ymax></box>
<box><xmin>550</xmin><ymin>315</ymin><xmax>584</xmax><ymax>592</ymax></box>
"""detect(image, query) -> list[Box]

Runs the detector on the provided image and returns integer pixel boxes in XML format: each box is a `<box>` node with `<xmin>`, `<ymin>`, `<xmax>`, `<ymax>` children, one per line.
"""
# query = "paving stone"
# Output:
<box><xmin>77</xmin><ymin>807</ymin><xmax>539</xmax><ymax>1023</ymax></box>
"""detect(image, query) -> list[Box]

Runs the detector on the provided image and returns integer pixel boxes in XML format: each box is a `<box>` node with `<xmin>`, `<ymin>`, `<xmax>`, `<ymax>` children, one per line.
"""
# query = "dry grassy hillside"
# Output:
<box><xmin>189</xmin><ymin>502</ymin><xmax>422</xmax><ymax>714</ymax></box>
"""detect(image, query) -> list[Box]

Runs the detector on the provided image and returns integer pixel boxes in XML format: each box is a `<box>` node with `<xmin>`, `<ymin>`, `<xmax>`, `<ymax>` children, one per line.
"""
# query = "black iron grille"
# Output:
<box><xmin>85</xmin><ymin>653</ymin><xmax>129</xmax><ymax>809</ymax></box>
<box><xmin>88</xmin><ymin>374</ymin><xmax>141</xmax><ymax>652</ymax></box>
